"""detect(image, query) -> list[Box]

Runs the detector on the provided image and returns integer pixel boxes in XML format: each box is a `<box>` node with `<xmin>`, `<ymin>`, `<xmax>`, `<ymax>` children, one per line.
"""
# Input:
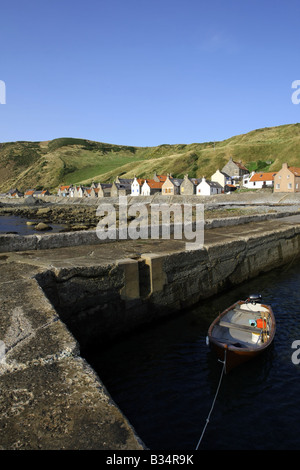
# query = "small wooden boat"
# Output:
<box><xmin>207</xmin><ymin>294</ymin><xmax>276</xmax><ymax>374</ymax></box>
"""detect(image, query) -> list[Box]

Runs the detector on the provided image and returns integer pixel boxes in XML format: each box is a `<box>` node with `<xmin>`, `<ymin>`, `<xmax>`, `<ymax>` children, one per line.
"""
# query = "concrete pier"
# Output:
<box><xmin>0</xmin><ymin>214</ymin><xmax>300</xmax><ymax>449</ymax></box>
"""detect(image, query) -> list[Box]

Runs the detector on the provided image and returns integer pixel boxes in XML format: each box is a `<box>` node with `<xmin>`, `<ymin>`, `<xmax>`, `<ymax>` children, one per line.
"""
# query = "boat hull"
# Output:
<box><xmin>209</xmin><ymin>340</ymin><xmax>268</xmax><ymax>373</ymax></box>
<box><xmin>207</xmin><ymin>300</ymin><xmax>276</xmax><ymax>374</ymax></box>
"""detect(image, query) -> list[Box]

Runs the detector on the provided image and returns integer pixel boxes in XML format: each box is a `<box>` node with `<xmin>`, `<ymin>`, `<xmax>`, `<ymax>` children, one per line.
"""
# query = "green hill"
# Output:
<box><xmin>1</xmin><ymin>123</ymin><xmax>300</xmax><ymax>193</ymax></box>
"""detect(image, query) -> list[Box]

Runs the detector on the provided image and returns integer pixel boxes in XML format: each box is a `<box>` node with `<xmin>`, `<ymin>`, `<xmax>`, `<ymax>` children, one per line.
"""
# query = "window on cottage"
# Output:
<box><xmin>276</xmin><ymin>183</ymin><xmax>280</xmax><ymax>189</ymax></box>
<box><xmin>288</xmin><ymin>183</ymin><xmax>292</xmax><ymax>189</ymax></box>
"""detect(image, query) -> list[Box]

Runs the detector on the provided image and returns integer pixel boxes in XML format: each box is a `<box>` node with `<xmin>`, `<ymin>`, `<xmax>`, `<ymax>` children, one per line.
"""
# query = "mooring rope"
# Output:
<box><xmin>195</xmin><ymin>349</ymin><xmax>227</xmax><ymax>450</ymax></box>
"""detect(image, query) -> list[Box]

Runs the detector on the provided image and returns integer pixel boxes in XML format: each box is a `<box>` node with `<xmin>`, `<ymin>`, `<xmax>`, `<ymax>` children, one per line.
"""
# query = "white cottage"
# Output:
<box><xmin>141</xmin><ymin>179</ymin><xmax>164</xmax><ymax>195</ymax></box>
<box><xmin>73</xmin><ymin>186</ymin><xmax>85</xmax><ymax>197</ymax></box>
<box><xmin>243</xmin><ymin>171</ymin><xmax>277</xmax><ymax>189</ymax></box>
<box><xmin>141</xmin><ymin>180</ymin><xmax>151</xmax><ymax>196</ymax></box>
<box><xmin>196</xmin><ymin>177</ymin><xmax>222</xmax><ymax>196</ymax></box>
<box><xmin>131</xmin><ymin>177</ymin><xmax>143</xmax><ymax>196</ymax></box>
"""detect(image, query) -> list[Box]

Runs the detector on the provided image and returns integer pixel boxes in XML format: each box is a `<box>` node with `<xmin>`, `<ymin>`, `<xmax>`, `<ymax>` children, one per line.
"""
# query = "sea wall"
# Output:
<box><xmin>1</xmin><ymin>210</ymin><xmax>300</xmax><ymax>253</ymax></box>
<box><xmin>1</xmin><ymin>216</ymin><xmax>300</xmax><ymax>449</ymax></box>
<box><xmin>36</xmin><ymin>223</ymin><xmax>300</xmax><ymax>349</ymax></box>
<box><xmin>2</xmin><ymin>190</ymin><xmax>300</xmax><ymax>205</ymax></box>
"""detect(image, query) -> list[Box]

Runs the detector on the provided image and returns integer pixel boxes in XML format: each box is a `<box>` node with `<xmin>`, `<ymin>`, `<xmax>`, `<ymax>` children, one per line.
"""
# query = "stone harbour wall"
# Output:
<box><xmin>1</xmin><ymin>209</ymin><xmax>300</xmax><ymax>253</ymax></box>
<box><xmin>36</xmin><ymin>223</ymin><xmax>300</xmax><ymax>350</ymax></box>
<box><xmin>1</xmin><ymin>215</ymin><xmax>300</xmax><ymax>449</ymax></box>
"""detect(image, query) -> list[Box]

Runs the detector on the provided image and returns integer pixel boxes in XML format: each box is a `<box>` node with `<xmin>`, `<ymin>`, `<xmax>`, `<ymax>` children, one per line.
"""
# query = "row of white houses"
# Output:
<box><xmin>58</xmin><ymin>174</ymin><xmax>226</xmax><ymax>198</ymax></box>
<box><xmin>56</xmin><ymin>158</ymin><xmax>282</xmax><ymax>199</ymax></box>
<box><xmin>2</xmin><ymin>159</ymin><xmax>293</xmax><ymax>200</ymax></box>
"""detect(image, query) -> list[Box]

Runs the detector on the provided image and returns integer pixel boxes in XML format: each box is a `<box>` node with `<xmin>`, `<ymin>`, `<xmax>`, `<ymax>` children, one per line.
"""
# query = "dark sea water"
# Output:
<box><xmin>0</xmin><ymin>215</ymin><xmax>65</xmax><ymax>234</ymax></box>
<box><xmin>84</xmin><ymin>261</ymin><xmax>300</xmax><ymax>451</ymax></box>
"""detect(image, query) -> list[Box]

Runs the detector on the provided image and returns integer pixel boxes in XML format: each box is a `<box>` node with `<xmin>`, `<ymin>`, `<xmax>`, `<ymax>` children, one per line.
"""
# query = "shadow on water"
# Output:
<box><xmin>83</xmin><ymin>262</ymin><xmax>300</xmax><ymax>450</ymax></box>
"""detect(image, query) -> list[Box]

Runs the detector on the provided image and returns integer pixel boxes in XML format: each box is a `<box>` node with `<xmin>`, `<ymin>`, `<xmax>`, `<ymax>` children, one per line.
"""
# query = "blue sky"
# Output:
<box><xmin>1</xmin><ymin>0</ymin><xmax>300</xmax><ymax>146</ymax></box>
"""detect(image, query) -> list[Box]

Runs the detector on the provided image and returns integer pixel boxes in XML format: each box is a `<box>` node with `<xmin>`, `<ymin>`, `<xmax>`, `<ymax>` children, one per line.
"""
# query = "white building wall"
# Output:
<box><xmin>141</xmin><ymin>181</ymin><xmax>150</xmax><ymax>196</ymax></box>
<box><xmin>131</xmin><ymin>177</ymin><xmax>140</xmax><ymax>196</ymax></box>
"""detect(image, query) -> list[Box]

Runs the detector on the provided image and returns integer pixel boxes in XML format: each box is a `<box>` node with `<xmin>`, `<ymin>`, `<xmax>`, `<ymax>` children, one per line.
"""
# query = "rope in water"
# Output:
<box><xmin>195</xmin><ymin>349</ymin><xmax>227</xmax><ymax>450</ymax></box>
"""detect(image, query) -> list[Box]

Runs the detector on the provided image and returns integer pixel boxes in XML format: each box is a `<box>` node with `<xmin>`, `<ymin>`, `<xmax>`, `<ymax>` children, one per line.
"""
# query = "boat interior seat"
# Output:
<box><xmin>219</xmin><ymin>320</ymin><xmax>262</xmax><ymax>333</ymax></box>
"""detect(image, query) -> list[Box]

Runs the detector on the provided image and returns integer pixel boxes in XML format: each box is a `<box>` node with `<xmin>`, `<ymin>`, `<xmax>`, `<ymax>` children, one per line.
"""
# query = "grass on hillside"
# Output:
<box><xmin>1</xmin><ymin>123</ymin><xmax>300</xmax><ymax>192</ymax></box>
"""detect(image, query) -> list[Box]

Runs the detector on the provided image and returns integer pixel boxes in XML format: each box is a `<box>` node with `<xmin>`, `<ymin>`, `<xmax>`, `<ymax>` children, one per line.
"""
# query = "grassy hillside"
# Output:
<box><xmin>1</xmin><ymin>123</ymin><xmax>300</xmax><ymax>193</ymax></box>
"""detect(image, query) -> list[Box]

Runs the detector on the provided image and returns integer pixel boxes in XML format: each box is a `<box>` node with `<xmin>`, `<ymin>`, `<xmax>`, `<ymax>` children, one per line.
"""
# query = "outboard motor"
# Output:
<box><xmin>246</xmin><ymin>294</ymin><xmax>262</xmax><ymax>304</ymax></box>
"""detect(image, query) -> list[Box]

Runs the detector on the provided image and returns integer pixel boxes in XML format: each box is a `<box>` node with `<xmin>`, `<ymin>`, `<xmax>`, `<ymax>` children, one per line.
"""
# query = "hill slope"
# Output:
<box><xmin>1</xmin><ymin>124</ymin><xmax>300</xmax><ymax>192</ymax></box>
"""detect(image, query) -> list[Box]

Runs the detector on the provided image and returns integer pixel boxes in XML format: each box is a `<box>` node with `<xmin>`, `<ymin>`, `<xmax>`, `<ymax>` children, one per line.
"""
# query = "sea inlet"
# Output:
<box><xmin>83</xmin><ymin>261</ymin><xmax>300</xmax><ymax>450</ymax></box>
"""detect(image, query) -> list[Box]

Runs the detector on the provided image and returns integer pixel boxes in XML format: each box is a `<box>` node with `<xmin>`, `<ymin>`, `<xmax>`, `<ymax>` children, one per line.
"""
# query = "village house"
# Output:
<box><xmin>152</xmin><ymin>172</ymin><xmax>168</xmax><ymax>183</ymax></box>
<box><xmin>33</xmin><ymin>189</ymin><xmax>50</xmax><ymax>197</ymax></box>
<box><xmin>111</xmin><ymin>182</ymin><xmax>129</xmax><ymax>197</ymax></box>
<box><xmin>196</xmin><ymin>177</ymin><xmax>222</xmax><ymax>196</ymax></box>
<box><xmin>58</xmin><ymin>185</ymin><xmax>71</xmax><ymax>197</ymax></box>
<box><xmin>221</xmin><ymin>157</ymin><xmax>249</xmax><ymax>183</ymax></box>
<box><xmin>211</xmin><ymin>169</ymin><xmax>232</xmax><ymax>188</ymax></box>
<box><xmin>97</xmin><ymin>183</ymin><xmax>112</xmax><ymax>197</ymax></box>
<box><xmin>161</xmin><ymin>175</ymin><xmax>183</xmax><ymax>195</ymax></box>
<box><xmin>58</xmin><ymin>182</ymin><xmax>113</xmax><ymax>198</ymax></box>
<box><xmin>87</xmin><ymin>182</ymin><xmax>112</xmax><ymax>197</ymax></box>
<box><xmin>111</xmin><ymin>177</ymin><xmax>133</xmax><ymax>197</ymax></box>
<box><xmin>141</xmin><ymin>178</ymin><xmax>164</xmax><ymax>196</ymax></box>
<box><xmin>115</xmin><ymin>176</ymin><xmax>133</xmax><ymax>186</ymax></box>
<box><xmin>24</xmin><ymin>189</ymin><xmax>35</xmax><ymax>197</ymax></box>
<box><xmin>25</xmin><ymin>188</ymin><xmax>50</xmax><ymax>197</ymax></box>
<box><xmin>68</xmin><ymin>186</ymin><xmax>85</xmax><ymax>197</ymax></box>
<box><xmin>274</xmin><ymin>163</ymin><xmax>300</xmax><ymax>193</ymax></box>
<box><xmin>243</xmin><ymin>171</ymin><xmax>277</xmax><ymax>189</ymax></box>
<box><xmin>74</xmin><ymin>186</ymin><xmax>85</xmax><ymax>197</ymax></box>
<box><xmin>69</xmin><ymin>187</ymin><xmax>75</xmax><ymax>197</ymax></box>
<box><xmin>6</xmin><ymin>188</ymin><xmax>23</xmax><ymax>198</ymax></box>
<box><xmin>179</xmin><ymin>174</ymin><xmax>199</xmax><ymax>195</ymax></box>
<box><xmin>131</xmin><ymin>177</ymin><xmax>145</xmax><ymax>196</ymax></box>
<box><xmin>83</xmin><ymin>188</ymin><xmax>93</xmax><ymax>197</ymax></box>
<box><xmin>90</xmin><ymin>187</ymin><xmax>102</xmax><ymax>198</ymax></box>
<box><xmin>224</xmin><ymin>183</ymin><xmax>238</xmax><ymax>193</ymax></box>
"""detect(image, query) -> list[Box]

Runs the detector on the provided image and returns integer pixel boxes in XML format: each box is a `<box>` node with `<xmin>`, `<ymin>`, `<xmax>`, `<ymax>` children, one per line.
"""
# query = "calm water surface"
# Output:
<box><xmin>0</xmin><ymin>215</ymin><xmax>65</xmax><ymax>234</ymax></box>
<box><xmin>84</xmin><ymin>262</ymin><xmax>300</xmax><ymax>450</ymax></box>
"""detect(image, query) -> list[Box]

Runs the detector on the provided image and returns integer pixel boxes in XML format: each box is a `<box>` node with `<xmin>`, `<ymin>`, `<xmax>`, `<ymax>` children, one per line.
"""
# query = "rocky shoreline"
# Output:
<box><xmin>0</xmin><ymin>204</ymin><xmax>98</xmax><ymax>232</ymax></box>
<box><xmin>1</xmin><ymin>194</ymin><xmax>299</xmax><ymax>236</ymax></box>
